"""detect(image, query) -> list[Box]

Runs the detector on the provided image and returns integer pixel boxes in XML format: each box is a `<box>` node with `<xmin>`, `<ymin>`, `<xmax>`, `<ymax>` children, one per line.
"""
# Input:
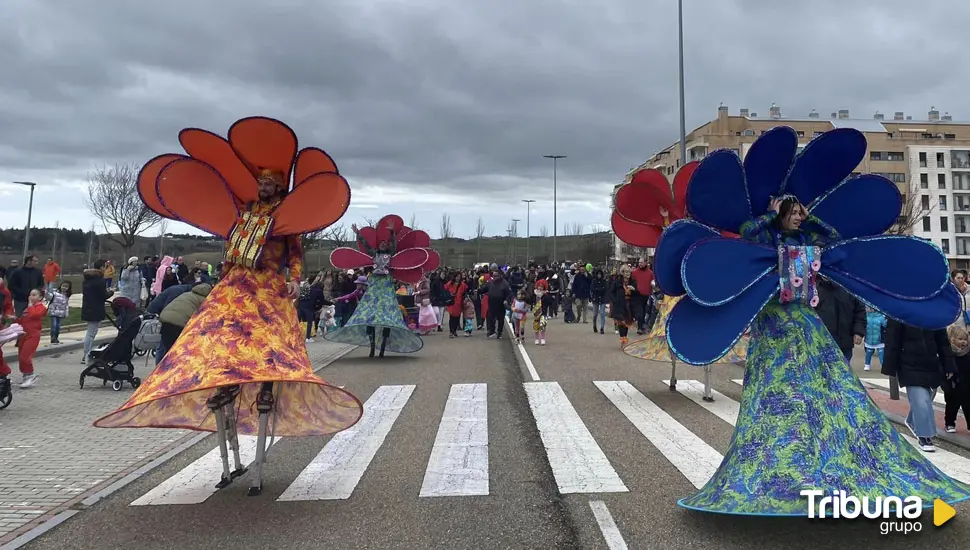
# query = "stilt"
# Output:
<box><xmin>702</xmin><ymin>365</ymin><xmax>714</xmax><ymax>402</ymax></box>
<box><xmin>367</xmin><ymin>326</ymin><xmax>376</xmax><ymax>358</ymax></box>
<box><xmin>248</xmin><ymin>382</ymin><xmax>274</xmax><ymax>496</ymax></box>
<box><xmin>207</xmin><ymin>386</ymin><xmax>246</xmax><ymax>488</ymax></box>
<box><xmin>669</xmin><ymin>356</ymin><xmax>677</xmax><ymax>391</ymax></box>
<box><xmin>379</xmin><ymin>327</ymin><xmax>390</xmax><ymax>358</ymax></box>
<box><xmin>224</xmin><ymin>395</ymin><xmax>246</xmax><ymax>478</ymax></box>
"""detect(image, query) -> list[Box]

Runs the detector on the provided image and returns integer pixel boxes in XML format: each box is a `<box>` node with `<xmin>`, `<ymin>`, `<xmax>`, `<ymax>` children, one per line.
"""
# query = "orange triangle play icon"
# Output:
<box><xmin>934</xmin><ymin>499</ymin><xmax>956</xmax><ymax>527</ymax></box>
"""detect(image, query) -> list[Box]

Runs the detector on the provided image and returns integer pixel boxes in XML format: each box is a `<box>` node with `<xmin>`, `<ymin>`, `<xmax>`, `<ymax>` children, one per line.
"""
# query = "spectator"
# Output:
<box><xmin>81</xmin><ymin>260</ymin><xmax>113</xmax><ymax>364</ymax></box>
<box><xmin>157</xmin><ymin>283</ymin><xmax>212</xmax><ymax>362</ymax></box>
<box><xmin>7</xmin><ymin>255</ymin><xmax>43</xmax><ymax>316</ymax></box>
<box><xmin>630</xmin><ymin>259</ymin><xmax>654</xmax><ymax>334</ymax></box>
<box><xmin>118</xmin><ymin>256</ymin><xmax>144</xmax><ymax>303</ymax></box>
<box><xmin>103</xmin><ymin>261</ymin><xmax>116</xmax><ymax>289</ymax></box>
<box><xmin>815</xmin><ymin>278</ymin><xmax>866</xmax><ymax>361</ymax></box>
<box><xmin>42</xmin><ymin>257</ymin><xmax>61</xmax><ymax>295</ymax></box>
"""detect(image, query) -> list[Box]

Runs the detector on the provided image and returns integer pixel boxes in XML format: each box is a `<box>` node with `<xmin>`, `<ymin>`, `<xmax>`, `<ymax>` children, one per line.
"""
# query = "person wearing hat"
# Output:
<box><xmin>118</xmin><ymin>256</ymin><xmax>145</xmax><ymax>304</ymax></box>
<box><xmin>334</xmin><ymin>275</ymin><xmax>369</xmax><ymax>309</ymax></box>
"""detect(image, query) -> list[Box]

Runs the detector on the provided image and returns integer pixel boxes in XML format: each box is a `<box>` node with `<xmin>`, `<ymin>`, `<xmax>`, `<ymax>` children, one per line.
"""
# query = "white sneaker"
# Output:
<box><xmin>863</xmin><ymin>365</ymin><xmax>871</xmax><ymax>371</ymax></box>
<box><xmin>540</xmin><ymin>339</ymin><xmax>546</xmax><ymax>346</ymax></box>
<box><xmin>306</xmin><ymin>338</ymin><xmax>315</xmax><ymax>343</ymax></box>
<box><xmin>20</xmin><ymin>374</ymin><xmax>38</xmax><ymax>388</ymax></box>
<box><xmin>946</xmin><ymin>425</ymin><xmax>957</xmax><ymax>433</ymax></box>
<box><xmin>535</xmin><ymin>339</ymin><xmax>540</xmax><ymax>345</ymax></box>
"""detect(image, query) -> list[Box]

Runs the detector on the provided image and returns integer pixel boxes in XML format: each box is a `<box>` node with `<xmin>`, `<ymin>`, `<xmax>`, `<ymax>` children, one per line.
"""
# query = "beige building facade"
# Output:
<box><xmin>619</xmin><ymin>104</ymin><xmax>970</xmax><ymax>268</ymax></box>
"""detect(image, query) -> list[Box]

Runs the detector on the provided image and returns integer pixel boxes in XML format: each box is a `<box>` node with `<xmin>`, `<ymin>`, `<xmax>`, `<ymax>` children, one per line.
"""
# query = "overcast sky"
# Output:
<box><xmin>0</xmin><ymin>0</ymin><xmax>963</xmax><ymax>240</ymax></box>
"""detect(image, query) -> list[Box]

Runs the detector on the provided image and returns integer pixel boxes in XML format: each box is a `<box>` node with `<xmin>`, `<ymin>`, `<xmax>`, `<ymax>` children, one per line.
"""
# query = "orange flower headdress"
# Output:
<box><xmin>137</xmin><ymin>116</ymin><xmax>350</xmax><ymax>242</ymax></box>
<box><xmin>611</xmin><ymin>162</ymin><xmax>697</xmax><ymax>249</ymax></box>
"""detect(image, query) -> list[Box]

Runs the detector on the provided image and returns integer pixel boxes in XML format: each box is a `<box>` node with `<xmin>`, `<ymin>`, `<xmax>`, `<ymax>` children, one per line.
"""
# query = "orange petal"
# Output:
<box><xmin>138</xmin><ymin>154</ymin><xmax>185</xmax><ymax>218</ymax></box>
<box><xmin>271</xmin><ymin>172</ymin><xmax>350</xmax><ymax>235</ymax></box>
<box><xmin>294</xmin><ymin>147</ymin><xmax>339</xmax><ymax>187</ymax></box>
<box><xmin>672</xmin><ymin>161</ymin><xmax>698</xmax><ymax>216</ymax></box>
<box><xmin>156</xmin><ymin>159</ymin><xmax>239</xmax><ymax>238</ymax></box>
<box><xmin>377</xmin><ymin>215</ymin><xmax>404</xmax><ymax>244</ymax></box>
<box><xmin>179</xmin><ymin>128</ymin><xmax>258</xmax><ymax>205</ymax></box>
<box><xmin>227</xmin><ymin>117</ymin><xmax>298</xmax><ymax>185</ymax></box>
<box><xmin>398</xmin><ymin>229</ymin><xmax>430</xmax><ymax>250</ymax></box>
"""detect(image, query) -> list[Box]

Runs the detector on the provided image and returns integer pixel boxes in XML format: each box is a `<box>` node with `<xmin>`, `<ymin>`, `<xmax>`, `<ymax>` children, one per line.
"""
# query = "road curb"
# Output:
<box><xmin>0</xmin><ymin>343</ymin><xmax>355</xmax><ymax>550</ymax></box>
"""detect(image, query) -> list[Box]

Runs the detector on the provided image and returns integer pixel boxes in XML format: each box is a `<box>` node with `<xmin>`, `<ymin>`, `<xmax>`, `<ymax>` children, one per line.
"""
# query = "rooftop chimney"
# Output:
<box><xmin>894</xmin><ymin>111</ymin><xmax>904</xmax><ymax>120</ymax></box>
<box><xmin>750</xmin><ymin>112</ymin><xmax>758</xmax><ymax>117</ymax></box>
<box><xmin>943</xmin><ymin>112</ymin><xmax>953</xmax><ymax>121</ymax></box>
<box><xmin>740</xmin><ymin>108</ymin><xmax>749</xmax><ymax>117</ymax></box>
<box><xmin>838</xmin><ymin>109</ymin><xmax>850</xmax><ymax>119</ymax></box>
<box><xmin>906</xmin><ymin>116</ymin><xmax>912</xmax><ymax>120</ymax></box>
<box><xmin>831</xmin><ymin>112</ymin><xmax>838</xmax><ymax>119</ymax></box>
<box><xmin>873</xmin><ymin>111</ymin><xmax>884</xmax><ymax>120</ymax></box>
<box><xmin>769</xmin><ymin>103</ymin><xmax>781</xmax><ymax>118</ymax></box>
<box><xmin>808</xmin><ymin>109</ymin><xmax>819</xmax><ymax>118</ymax></box>
<box><xmin>929</xmin><ymin>106</ymin><xmax>940</xmax><ymax>121</ymax></box>
<box><xmin>718</xmin><ymin>104</ymin><xmax>729</xmax><ymax>118</ymax></box>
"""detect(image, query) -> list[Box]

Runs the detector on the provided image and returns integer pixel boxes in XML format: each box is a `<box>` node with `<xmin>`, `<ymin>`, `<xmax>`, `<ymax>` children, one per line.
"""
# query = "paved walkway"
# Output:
<box><xmin>3</xmin><ymin>326</ymin><xmax>118</xmax><ymax>365</ymax></box>
<box><xmin>0</xmin><ymin>339</ymin><xmax>353</xmax><ymax>545</ymax></box>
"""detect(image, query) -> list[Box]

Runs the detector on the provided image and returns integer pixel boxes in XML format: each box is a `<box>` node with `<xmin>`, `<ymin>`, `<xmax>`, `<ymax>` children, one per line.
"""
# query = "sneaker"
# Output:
<box><xmin>20</xmin><ymin>374</ymin><xmax>38</xmax><ymax>388</ymax></box>
<box><xmin>600</xmin><ymin>329</ymin><xmax>604</xmax><ymax>335</ymax></box>
<box><xmin>863</xmin><ymin>365</ymin><xmax>871</xmax><ymax>371</ymax></box>
<box><xmin>918</xmin><ymin>437</ymin><xmax>935</xmax><ymax>452</ymax></box>
<box><xmin>487</xmin><ymin>334</ymin><xmax>496</xmax><ymax>339</ymax></box>
<box><xmin>946</xmin><ymin>425</ymin><xmax>957</xmax><ymax>433</ymax></box>
<box><xmin>306</xmin><ymin>338</ymin><xmax>315</xmax><ymax>343</ymax></box>
<box><xmin>593</xmin><ymin>326</ymin><xmax>597</xmax><ymax>333</ymax></box>
<box><xmin>904</xmin><ymin>419</ymin><xmax>918</xmax><ymax>439</ymax></box>
<box><xmin>540</xmin><ymin>339</ymin><xmax>546</xmax><ymax>346</ymax></box>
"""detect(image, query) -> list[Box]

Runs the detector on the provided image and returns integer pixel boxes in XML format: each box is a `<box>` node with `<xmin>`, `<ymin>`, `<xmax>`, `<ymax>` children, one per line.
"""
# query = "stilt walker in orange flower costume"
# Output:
<box><xmin>611</xmin><ymin>162</ymin><xmax>748</xmax><ymax>401</ymax></box>
<box><xmin>94</xmin><ymin>117</ymin><xmax>364</xmax><ymax>496</ymax></box>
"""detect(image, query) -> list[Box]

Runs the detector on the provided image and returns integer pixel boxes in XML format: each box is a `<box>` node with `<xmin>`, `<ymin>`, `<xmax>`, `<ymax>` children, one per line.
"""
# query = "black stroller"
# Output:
<box><xmin>79</xmin><ymin>298</ymin><xmax>143</xmax><ymax>391</ymax></box>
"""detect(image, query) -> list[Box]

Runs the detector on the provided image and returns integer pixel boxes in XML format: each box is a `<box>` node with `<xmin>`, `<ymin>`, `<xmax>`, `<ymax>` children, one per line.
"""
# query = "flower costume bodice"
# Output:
<box><xmin>373</xmin><ymin>253</ymin><xmax>392</xmax><ymax>275</ymax></box>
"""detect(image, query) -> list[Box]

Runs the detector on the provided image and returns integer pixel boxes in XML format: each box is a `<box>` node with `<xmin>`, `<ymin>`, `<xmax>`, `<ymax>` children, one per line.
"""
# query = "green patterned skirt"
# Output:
<box><xmin>679</xmin><ymin>300</ymin><xmax>970</xmax><ymax>515</ymax></box>
<box><xmin>323</xmin><ymin>274</ymin><xmax>423</xmax><ymax>353</ymax></box>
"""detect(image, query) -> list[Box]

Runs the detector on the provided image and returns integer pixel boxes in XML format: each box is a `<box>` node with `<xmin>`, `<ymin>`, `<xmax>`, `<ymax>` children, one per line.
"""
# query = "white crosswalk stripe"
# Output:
<box><xmin>127</xmin><ymin>378</ymin><xmax>970</xmax><ymax>508</ymax></box>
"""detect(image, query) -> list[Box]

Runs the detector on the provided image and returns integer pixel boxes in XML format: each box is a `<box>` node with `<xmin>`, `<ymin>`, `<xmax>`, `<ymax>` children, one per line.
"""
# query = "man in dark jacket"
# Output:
<box><xmin>8</xmin><ymin>255</ymin><xmax>44</xmax><ymax>316</ymax></box>
<box><xmin>571</xmin><ymin>268</ymin><xmax>591</xmax><ymax>324</ymax></box>
<box><xmin>483</xmin><ymin>269</ymin><xmax>512</xmax><ymax>339</ymax></box>
<box><xmin>815</xmin><ymin>279</ymin><xmax>866</xmax><ymax>361</ymax></box>
<box><xmin>81</xmin><ymin>260</ymin><xmax>113</xmax><ymax>364</ymax></box>
<box><xmin>882</xmin><ymin>319</ymin><xmax>956</xmax><ymax>452</ymax></box>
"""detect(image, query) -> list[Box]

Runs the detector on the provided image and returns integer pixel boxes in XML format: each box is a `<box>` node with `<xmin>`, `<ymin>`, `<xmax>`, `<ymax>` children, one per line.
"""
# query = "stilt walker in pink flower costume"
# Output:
<box><xmin>612</xmin><ymin>162</ymin><xmax>748</xmax><ymax>400</ymax></box>
<box><xmin>325</xmin><ymin>215</ymin><xmax>439</xmax><ymax>358</ymax></box>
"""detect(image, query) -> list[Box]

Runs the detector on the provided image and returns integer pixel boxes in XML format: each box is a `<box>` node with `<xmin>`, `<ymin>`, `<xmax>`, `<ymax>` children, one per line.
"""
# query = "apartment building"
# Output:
<box><xmin>622</xmin><ymin>104</ymin><xmax>970</xmax><ymax>268</ymax></box>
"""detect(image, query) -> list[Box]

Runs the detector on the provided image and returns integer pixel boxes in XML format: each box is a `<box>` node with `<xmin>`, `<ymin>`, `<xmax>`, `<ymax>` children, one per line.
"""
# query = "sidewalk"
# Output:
<box><xmin>863</xmin><ymin>381</ymin><xmax>970</xmax><ymax>449</ymax></box>
<box><xmin>3</xmin><ymin>326</ymin><xmax>117</xmax><ymax>365</ymax></box>
<box><xmin>0</xmin><ymin>339</ymin><xmax>355</xmax><ymax>546</ymax></box>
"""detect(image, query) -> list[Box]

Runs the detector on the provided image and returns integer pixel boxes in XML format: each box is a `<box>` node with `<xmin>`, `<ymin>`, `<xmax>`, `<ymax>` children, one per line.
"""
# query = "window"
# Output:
<box><xmin>923</xmin><ymin>216</ymin><xmax>932</xmax><ymax>231</ymax></box>
<box><xmin>940</xmin><ymin>196</ymin><xmax>948</xmax><ymax>211</ymax></box>
<box><xmin>921</xmin><ymin>173</ymin><xmax>929</xmax><ymax>188</ymax></box>
<box><xmin>887</xmin><ymin>152</ymin><xmax>904</xmax><ymax>161</ymax></box>
<box><xmin>743</xmin><ymin>129</ymin><xmax>755</xmax><ymax>136</ymax></box>
<box><xmin>874</xmin><ymin>172</ymin><xmax>906</xmax><ymax>183</ymax></box>
<box><xmin>922</xmin><ymin>195</ymin><xmax>931</xmax><ymax>210</ymax></box>
<box><xmin>942</xmin><ymin>216</ymin><xmax>950</xmax><ymax>232</ymax></box>
<box><xmin>943</xmin><ymin>238</ymin><xmax>951</xmax><ymax>254</ymax></box>
<box><xmin>796</xmin><ymin>131</ymin><xmax>805</xmax><ymax>137</ymax></box>
<box><xmin>814</xmin><ymin>131</ymin><xmax>824</xmax><ymax>137</ymax></box>
<box><xmin>919</xmin><ymin>152</ymin><xmax>927</xmax><ymax>167</ymax></box>
<box><xmin>946</xmin><ymin>134</ymin><xmax>957</xmax><ymax>140</ymax></box>
<box><xmin>938</xmin><ymin>152</ymin><xmax>946</xmax><ymax>167</ymax></box>
<box><xmin>870</xmin><ymin>151</ymin><xmax>883</xmax><ymax>161</ymax></box>
<box><xmin>939</xmin><ymin>173</ymin><xmax>947</xmax><ymax>189</ymax></box>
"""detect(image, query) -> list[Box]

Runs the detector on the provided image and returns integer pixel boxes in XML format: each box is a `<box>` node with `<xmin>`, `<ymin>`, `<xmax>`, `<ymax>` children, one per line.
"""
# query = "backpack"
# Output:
<box><xmin>133</xmin><ymin>317</ymin><xmax>162</xmax><ymax>351</ymax></box>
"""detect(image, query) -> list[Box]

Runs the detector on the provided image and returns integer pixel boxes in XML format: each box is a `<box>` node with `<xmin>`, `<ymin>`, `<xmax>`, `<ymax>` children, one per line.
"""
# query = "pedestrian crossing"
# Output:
<box><xmin>128</xmin><ymin>377</ymin><xmax>970</xmax><ymax>507</ymax></box>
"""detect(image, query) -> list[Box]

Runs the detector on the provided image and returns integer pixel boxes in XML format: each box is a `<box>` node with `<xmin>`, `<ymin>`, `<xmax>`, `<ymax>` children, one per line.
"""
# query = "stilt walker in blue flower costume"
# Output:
<box><xmin>326</xmin><ymin>214</ymin><xmax>439</xmax><ymax>358</ymax></box>
<box><xmin>655</xmin><ymin>126</ymin><xmax>970</xmax><ymax>515</ymax></box>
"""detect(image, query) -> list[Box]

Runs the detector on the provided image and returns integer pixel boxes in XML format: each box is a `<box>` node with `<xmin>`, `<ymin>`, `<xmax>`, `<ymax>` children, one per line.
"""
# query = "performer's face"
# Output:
<box><xmin>781</xmin><ymin>203</ymin><xmax>807</xmax><ymax>230</ymax></box>
<box><xmin>257</xmin><ymin>178</ymin><xmax>280</xmax><ymax>201</ymax></box>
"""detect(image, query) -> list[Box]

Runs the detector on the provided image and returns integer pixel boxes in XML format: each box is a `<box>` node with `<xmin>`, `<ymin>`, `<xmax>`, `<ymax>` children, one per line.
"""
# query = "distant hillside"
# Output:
<box><xmin>0</xmin><ymin>226</ymin><xmax>613</xmax><ymax>273</ymax></box>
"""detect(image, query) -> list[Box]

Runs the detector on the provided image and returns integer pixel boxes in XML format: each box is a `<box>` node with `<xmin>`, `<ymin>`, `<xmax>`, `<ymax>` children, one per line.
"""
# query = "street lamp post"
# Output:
<box><xmin>543</xmin><ymin>155</ymin><xmax>566</xmax><ymax>263</ymax></box>
<box><xmin>522</xmin><ymin>199</ymin><xmax>535</xmax><ymax>263</ymax></box>
<box><xmin>12</xmin><ymin>181</ymin><xmax>37</xmax><ymax>262</ymax></box>
<box><xmin>677</xmin><ymin>0</ymin><xmax>687</xmax><ymax>163</ymax></box>
<box><xmin>511</xmin><ymin>219</ymin><xmax>521</xmax><ymax>264</ymax></box>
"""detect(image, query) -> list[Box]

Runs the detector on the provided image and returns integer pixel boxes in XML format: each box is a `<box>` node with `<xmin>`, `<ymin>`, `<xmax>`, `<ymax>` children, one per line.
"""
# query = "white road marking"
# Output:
<box><xmin>595</xmin><ymin>381</ymin><xmax>722</xmax><ymax>490</ymax></box>
<box><xmin>711</xmin><ymin>380</ymin><xmax>970</xmax><ymax>485</ymax></box>
<box><xmin>663</xmin><ymin>379</ymin><xmax>739</xmax><ymax>426</ymax></box>
<box><xmin>419</xmin><ymin>383</ymin><xmax>489</xmax><ymax>497</ymax></box>
<box><xmin>131</xmin><ymin>435</ymin><xmax>279</xmax><ymax>506</ymax></box>
<box><xmin>589</xmin><ymin>500</ymin><xmax>628</xmax><ymax>550</ymax></box>
<box><xmin>506</xmin><ymin>316</ymin><xmax>540</xmax><ymax>381</ymax></box>
<box><xmin>277</xmin><ymin>385</ymin><xmax>415</xmax><ymax>501</ymax></box>
<box><xmin>861</xmin><ymin>377</ymin><xmax>947</xmax><ymax>405</ymax></box>
<box><xmin>524</xmin><ymin>382</ymin><xmax>628</xmax><ymax>494</ymax></box>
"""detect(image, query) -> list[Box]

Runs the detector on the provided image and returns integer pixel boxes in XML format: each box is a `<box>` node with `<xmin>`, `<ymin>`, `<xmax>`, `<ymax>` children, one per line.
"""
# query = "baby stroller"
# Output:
<box><xmin>79</xmin><ymin>301</ymin><xmax>142</xmax><ymax>391</ymax></box>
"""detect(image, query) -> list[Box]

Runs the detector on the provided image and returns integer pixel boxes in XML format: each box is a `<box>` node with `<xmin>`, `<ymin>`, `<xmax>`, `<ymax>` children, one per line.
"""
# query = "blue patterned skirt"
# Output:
<box><xmin>679</xmin><ymin>300</ymin><xmax>970</xmax><ymax>515</ymax></box>
<box><xmin>323</xmin><ymin>274</ymin><xmax>423</xmax><ymax>353</ymax></box>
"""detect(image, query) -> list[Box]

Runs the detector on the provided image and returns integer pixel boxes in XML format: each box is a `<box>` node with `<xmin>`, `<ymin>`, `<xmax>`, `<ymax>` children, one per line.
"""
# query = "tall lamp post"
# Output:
<box><xmin>677</xmin><ymin>0</ymin><xmax>687</xmax><ymax>163</ymax></box>
<box><xmin>12</xmin><ymin>181</ymin><xmax>37</xmax><ymax>262</ymax></box>
<box><xmin>511</xmin><ymin>219</ymin><xmax>520</xmax><ymax>264</ymax></box>
<box><xmin>543</xmin><ymin>155</ymin><xmax>566</xmax><ymax>263</ymax></box>
<box><xmin>522</xmin><ymin>199</ymin><xmax>535</xmax><ymax>263</ymax></box>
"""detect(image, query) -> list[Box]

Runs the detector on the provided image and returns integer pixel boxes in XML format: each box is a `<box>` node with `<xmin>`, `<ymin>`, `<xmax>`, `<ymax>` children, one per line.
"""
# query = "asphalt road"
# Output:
<box><xmin>15</xmin><ymin>315</ymin><xmax>970</xmax><ymax>549</ymax></box>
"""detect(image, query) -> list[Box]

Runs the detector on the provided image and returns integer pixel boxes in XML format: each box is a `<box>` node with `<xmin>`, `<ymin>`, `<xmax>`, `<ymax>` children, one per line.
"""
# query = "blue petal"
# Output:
<box><xmin>807</xmin><ymin>175</ymin><xmax>902</xmax><ymax>239</ymax></box>
<box><xmin>654</xmin><ymin>219</ymin><xmax>720</xmax><ymax>296</ymax></box>
<box><xmin>821</xmin><ymin>236</ymin><xmax>949</xmax><ymax>299</ymax></box>
<box><xmin>683</xmin><ymin>237</ymin><xmax>777</xmax><ymax>306</ymax></box>
<box><xmin>685</xmin><ymin>150</ymin><xmax>749</xmax><ymax>233</ymax></box>
<box><xmin>782</xmin><ymin>128</ymin><xmax>867</xmax><ymax>206</ymax></box>
<box><xmin>667</xmin><ymin>275</ymin><xmax>779</xmax><ymax>366</ymax></box>
<box><xmin>744</xmin><ymin>127</ymin><xmax>798</xmax><ymax>217</ymax></box>
<box><xmin>825</xmin><ymin>277</ymin><xmax>961</xmax><ymax>331</ymax></box>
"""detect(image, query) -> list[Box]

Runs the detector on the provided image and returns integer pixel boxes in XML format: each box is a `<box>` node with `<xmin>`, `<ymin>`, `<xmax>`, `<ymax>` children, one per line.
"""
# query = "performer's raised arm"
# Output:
<box><xmin>805</xmin><ymin>214</ymin><xmax>841</xmax><ymax>245</ymax></box>
<box><xmin>352</xmin><ymin>223</ymin><xmax>376</xmax><ymax>255</ymax></box>
<box><xmin>738</xmin><ymin>212</ymin><xmax>777</xmax><ymax>244</ymax></box>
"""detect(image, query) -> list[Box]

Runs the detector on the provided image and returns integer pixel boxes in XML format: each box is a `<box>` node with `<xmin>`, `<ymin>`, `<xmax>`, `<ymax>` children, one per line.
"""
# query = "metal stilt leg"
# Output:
<box><xmin>248</xmin><ymin>383</ymin><xmax>274</xmax><ymax>496</ymax></box>
<box><xmin>702</xmin><ymin>365</ymin><xmax>714</xmax><ymax>402</ymax></box>
<box><xmin>224</xmin><ymin>400</ymin><xmax>247</xmax><ymax>479</ymax></box>
<box><xmin>212</xmin><ymin>407</ymin><xmax>233</xmax><ymax>488</ymax></box>
<box><xmin>669</xmin><ymin>356</ymin><xmax>678</xmax><ymax>391</ymax></box>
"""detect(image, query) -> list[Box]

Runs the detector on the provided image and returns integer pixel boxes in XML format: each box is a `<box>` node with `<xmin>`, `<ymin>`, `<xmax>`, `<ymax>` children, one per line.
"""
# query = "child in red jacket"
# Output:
<box><xmin>14</xmin><ymin>289</ymin><xmax>47</xmax><ymax>388</ymax></box>
<box><xmin>0</xmin><ymin>279</ymin><xmax>16</xmax><ymax>398</ymax></box>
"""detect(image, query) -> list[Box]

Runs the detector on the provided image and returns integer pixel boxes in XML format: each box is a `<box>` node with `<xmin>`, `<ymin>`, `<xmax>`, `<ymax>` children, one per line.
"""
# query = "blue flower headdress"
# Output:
<box><xmin>653</xmin><ymin>127</ymin><xmax>962</xmax><ymax>365</ymax></box>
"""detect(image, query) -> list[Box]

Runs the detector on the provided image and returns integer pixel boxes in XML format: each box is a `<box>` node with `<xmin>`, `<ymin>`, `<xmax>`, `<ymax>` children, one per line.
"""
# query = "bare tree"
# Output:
<box><xmin>85</xmin><ymin>163</ymin><xmax>161</xmax><ymax>259</ymax></box>
<box><xmin>362</xmin><ymin>216</ymin><xmax>378</xmax><ymax>227</ymax></box>
<box><xmin>440</xmin><ymin>213</ymin><xmax>453</xmax><ymax>240</ymax></box>
<box><xmin>157</xmin><ymin>219</ymin><xmax>169</xmax><ymax>256</ymax></box>
<box><xmin>888</xmin><ymin>183</ymin><xmax>936</xmax><ymax>235</ymax></box>
<box><xmin>539</xmin><ymin>225</ymin><xmax>549</xmax><ymax>238</ymax></box>
<box><xmin>571</xmin><ymin>222</ymin><xmax>584</xmax><ymax>236</ymax></box>
<box><xmin>475</xmin><ymin>217</ymin><xmax>486</xmax><ymax>261</ymax></box>
<box><xmin>325</xmin><ymin>222</ymin><xmax>350</xmax><ymax>248</ymax></box>
<box><xmin>51</xmin><ymin>220</ymin><xmax>59</xmax><ymax>260</ymax></box>
<box><xmin>409</xmin><ymin>213</ymin><xmax>419</xmax><ymax>230</ymax></box>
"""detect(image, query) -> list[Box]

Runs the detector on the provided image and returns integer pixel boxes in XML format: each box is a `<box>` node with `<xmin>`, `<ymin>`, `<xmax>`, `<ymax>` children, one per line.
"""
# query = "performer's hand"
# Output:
<box><xmin>853</xmin><ymin>334</ymin><xmax>863</xmax><ymax>346</ymax></box>
<box><xmin>770</xmin><ymin>198</ymin><xmax>782</xmax><ymax>213</ymax></box>
<box><xmin>287</xmin><ymin>281</ymin><xmax>299</xmax><ymax>299</ymax></box>
<box><xmin>351</xmin><ymin>223</ymin><xmax>359</xmax><ymax>233</ymax></box>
